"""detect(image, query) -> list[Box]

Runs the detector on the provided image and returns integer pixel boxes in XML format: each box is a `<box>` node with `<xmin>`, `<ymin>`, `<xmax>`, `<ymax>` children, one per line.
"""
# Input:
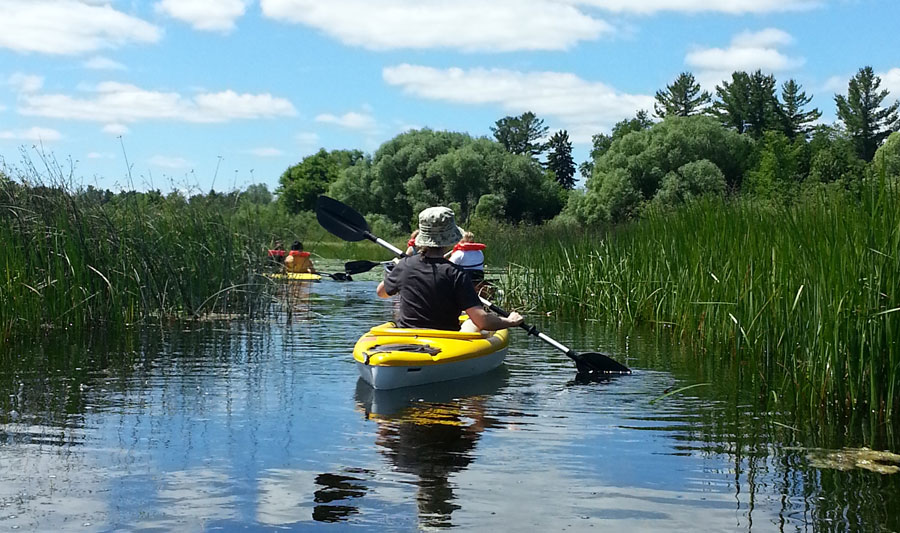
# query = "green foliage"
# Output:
<box><xmin>654</xmin><ymin>159</ymin><xmax>727</xmax><ymax>207</ymax></box>
<box><xmin>576</xmin><ymin>115</ymin><xmax>753</xmax><ymax>223</ymax></box>
<box><xmin>474</xmin><ymin>193</ymin><xmax>506</xmax><ymax>221</ymax></box>
<box><xmin>780</xmin><ymin>79</ymin><xmax>821</xmax><ymax>139</ymax></box>
<box><xmin>545</xmin><ymin>130</ymin><xmax>576</xmax><ymax>189</ymax></box>
<box><xmin>835</xmin><ymin>66</ymin><xmax>900</xmax><ymax>161</ymax></box>
<box><xmin>367</xmin><ymin>129</ymin><xmax>472</xmax><ymax>226</ymax></box>
<box><xmin>807</xmin><ymin>126</ymin><xmax>867</xmax><ymax>186</ymax></box>
<box><xmin>277</xmin><ymin>148</ymin><xmax>365</xmax><ymax>213</ymax></box>
<box><xmin>499</xmin><ymin>183</ymin><xmax>900</xmax><ymax>422</ymax></box>
<box><xmin>745</xmin><ymin>131</ymin><xmax>804</xmax><ymax>198</ymax></box>
<box><xmin>712</xmin><ymin>70</ymin><xmax>781</xmax><ymax>138</ymax></box>
<box><xmin>872</xmin><ymin>131</ymin><xmax>900</xmax><ymax>178</ymax></box>
<box><xmin>654</xmin><ymin>71</ymin><xmax>711</xmax><ymax>118</ymax></box>
<box><xmin>241</xmin><ymin>183</ymin><xmax>273</xmax><ymax>205</ymax></box>
<box><xmin>490</xmin><ymin>111</ymin><xmax>548</xmax><ymax>161</ymax></box>
<box><xmin>580</xmin><ymin>111</ymin><xmax>654</xmax><ymax>179</ymax></box>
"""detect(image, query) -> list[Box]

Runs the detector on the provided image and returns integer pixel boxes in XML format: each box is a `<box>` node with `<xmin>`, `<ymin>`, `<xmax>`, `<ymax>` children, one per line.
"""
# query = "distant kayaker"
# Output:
<box><xmin>376</xmin><ymin>206</ymin><xmax>522</xmax><ymax>332</ymax></box>
<box><xmin>268</xmin><ymin>240</ymin><xmax>286</xmax><ymax>268</ymax></box>
<box><xmin>284</xmin><ymin>241</ymin><xmax>316</xmax><ymax>274</ymax></box>
<box><xmin>404</xmin><ymin>229</ymin><xmax>419</xmax><ymax>256</ymax></box>
<box><xmin>447</xmin><ymin>231</ymin><xmax>485</xmax><ymax>285</ymax></box>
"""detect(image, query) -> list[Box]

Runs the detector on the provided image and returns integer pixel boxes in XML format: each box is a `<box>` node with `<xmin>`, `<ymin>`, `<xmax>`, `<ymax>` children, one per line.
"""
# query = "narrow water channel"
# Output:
<box><xmin>1</xmin><ymin>279</ymin><xmax>897</xmax><ymax>531</ymax></box>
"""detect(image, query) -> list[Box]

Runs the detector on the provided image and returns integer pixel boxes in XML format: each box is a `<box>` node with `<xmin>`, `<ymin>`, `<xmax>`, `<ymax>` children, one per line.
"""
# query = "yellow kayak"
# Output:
<box><xmin>265</xmin><ymin>272</ymin><xmax>322</xmax><ymax>282</ymax></box>
<box><xmin>352</xmin><ymin>319</ymin><xmax>509</xmax><ymax>390</ymax></box>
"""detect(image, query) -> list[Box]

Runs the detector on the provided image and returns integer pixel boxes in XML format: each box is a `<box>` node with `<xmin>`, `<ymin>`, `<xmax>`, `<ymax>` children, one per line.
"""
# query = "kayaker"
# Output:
<box><xmin>404</xmin><ymin>229</ymin><xmax>419</xmax><ymax>256</ymax></box>
<box><xmin>284</xmin><ymin>241</ymin><xmax>316</xmax><ymax>274</ymax></box>
<box><xmin>447</xmin><ymin>231</ymin><xmax>485</xmax><ymax>285</ymax></box>
<box><xmin>376</xmin><ymin>206</ymin><xmax>523</xmax><ymax>332</ymax></box>
<box><xmin>268</xmin><ymin>240</ymin><xmax>286</xmax><ymax>268</ymax></box>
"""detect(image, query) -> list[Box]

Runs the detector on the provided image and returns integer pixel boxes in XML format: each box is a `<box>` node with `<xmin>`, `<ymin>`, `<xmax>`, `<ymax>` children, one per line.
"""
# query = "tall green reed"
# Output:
<box><xmin>491</xmin><ymin>181</ymin><xmax>900</xmax><ymax>422</ymax></box>
<box><xmin>0</xmin><ymin>161</ymin><xmax>271</xmax><ymax>337</ymax></box>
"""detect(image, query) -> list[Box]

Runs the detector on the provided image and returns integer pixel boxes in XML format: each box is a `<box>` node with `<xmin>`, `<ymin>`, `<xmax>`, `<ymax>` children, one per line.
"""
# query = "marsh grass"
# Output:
<box><xmin>491</xmin><ymin>180</ymin><xmax>900</xmax><ymax>421</ymax></box>
<box><xmin>0</xmin><ymin>162</ymin><xmax>273</xmax><ymax>337</ymax></box>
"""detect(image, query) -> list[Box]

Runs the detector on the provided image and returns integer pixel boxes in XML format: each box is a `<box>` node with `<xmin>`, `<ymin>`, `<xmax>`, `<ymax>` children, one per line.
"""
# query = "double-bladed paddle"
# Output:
<box><xmin>316</xmin><ymin>195</ymin><xmax>631</xmax><ymax>375</ymax></box>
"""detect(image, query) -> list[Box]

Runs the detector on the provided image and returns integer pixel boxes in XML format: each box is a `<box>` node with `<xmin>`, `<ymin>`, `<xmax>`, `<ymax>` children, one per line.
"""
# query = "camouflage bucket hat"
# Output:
<box><xmin>415</xmin><ymin>206</ymin><xmax>463</xmax><ymax>248</ymax></box>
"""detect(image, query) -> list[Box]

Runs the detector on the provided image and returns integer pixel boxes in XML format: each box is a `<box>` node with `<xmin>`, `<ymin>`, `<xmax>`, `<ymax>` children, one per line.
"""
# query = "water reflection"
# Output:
<box><xmin>354</xmin><ymin>368</ymin><xmax>508</xmax><ymax>528</ymax></box>
<box><xmin>2</xmin><ymin>280</ymin><xmax>900</xmax><ymax>531</ymax></box>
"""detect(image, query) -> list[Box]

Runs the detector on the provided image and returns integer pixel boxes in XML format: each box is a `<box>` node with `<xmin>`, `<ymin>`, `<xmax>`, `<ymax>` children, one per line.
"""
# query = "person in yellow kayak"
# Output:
<box><xmin>376</xmin><ymin>206</ymin><xmax>522</xmax><ymax>332</ymax></box>
<box><xmin>284</xmin><ymin>240</ymin><xmax>316</xmax><ymax>274</ymax></box>
<box><xmin>447</xmin><ymin>231</ymin><xmax>485</xmax><ymax>284</ymax></box>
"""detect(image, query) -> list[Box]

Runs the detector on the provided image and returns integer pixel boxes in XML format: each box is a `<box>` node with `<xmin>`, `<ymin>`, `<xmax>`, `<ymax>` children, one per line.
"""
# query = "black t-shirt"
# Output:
<box><xmin>383</xmin><ymin>255</ymin><xmax>482</xmax><ymax>331</ymax></box>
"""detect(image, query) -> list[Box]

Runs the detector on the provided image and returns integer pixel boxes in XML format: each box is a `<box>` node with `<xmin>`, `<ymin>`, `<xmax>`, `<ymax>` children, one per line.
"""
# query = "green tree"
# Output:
<box><xmin>835</xmin><ymin>66</ymin><xmax>900</xmax><ymax>161</ymax></box>
<box><xmin>546</xmin><ymin>130</ymin><xmax>576</xmax><ymax>189</ymax></box>
<box><xmin>779</xmin><ymin>79</ymin><xmax>821</xmax><ymax>139</ymax></box>
<box><xmin>277</xmin><ymin>149</ymin><xmax>365</xmax><ymax>213</ymax></box>
<box><xmin>575</xmin><ymin>115</ymin><xmax>752</xmax><ymax>223</ymax></box>
<box><xmin>580</xmin><ymin>111</ymin><xmax>653</xmax><ymax>178</ymax></box>
<box><xmin>745</xmin><ymin>131</ymin><xmax>803</xmax><ymax>197</ymax></box>
<box><xmin>654</xmin><ymin>72</ymin><xmax>711</xmax><ymax>118</ymax></box>
<box><xmin>653</xmin><ymin>159</ymin><xmax>726</xmax><ymax>206</ymax></box>
<box><xmin>713</xmin><ymin>70</ymin><xmax>781</xmax><ymax>138</ymax></box>
<box><xmin>368</xmin><ymin>129</ymin><xmax>472</xmax><ymax>227</ymax></box>
<box><xmin>807</xmin><ymin>126</ymin><xmax>866</xmax><ymax>185</ymax></box>
<box><xmin>241</xmin><ymin>183</ymin><xmax>273</xmax><ymax>205</ymax></box>
<box><xmin>490</xmin><ymin>111</ymin><xmax>548</xmax><ymax>161</ymax></box>
<box><xmin>872</xmin><ymin>131</ymin><xmax>900</xmax><ymax>179</ymax></box>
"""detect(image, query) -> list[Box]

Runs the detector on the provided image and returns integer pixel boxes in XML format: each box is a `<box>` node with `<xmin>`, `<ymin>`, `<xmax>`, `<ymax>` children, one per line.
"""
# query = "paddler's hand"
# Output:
<box><xmin>505</xmin><ymin>311</ymin><xmax>524</xmax><ymax>327</ymax></box>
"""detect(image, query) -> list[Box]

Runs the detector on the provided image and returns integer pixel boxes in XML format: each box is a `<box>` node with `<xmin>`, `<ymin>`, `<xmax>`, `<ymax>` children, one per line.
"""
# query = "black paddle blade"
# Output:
<box><xmin>328</xmin><ymin>272</ymin><xmax>352</xmax><ymax>282</ymax></box>
<box><xmin>344</xmin><ymin>260</ymin><xmax>382</xmax><ymax>275</ymax></box>
<box><xmin>574</xmin><ymin>352</ymin><xmax>631</xmax><ymax>374</ymax></box>
<box><xmin>316</xmin><ymin>195</ymin><xmax>370</xmax><ymax>242</ymax></box>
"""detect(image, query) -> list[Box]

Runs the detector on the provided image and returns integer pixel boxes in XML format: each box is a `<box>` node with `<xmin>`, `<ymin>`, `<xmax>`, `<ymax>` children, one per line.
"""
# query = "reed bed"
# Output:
<box><xmin>492</xmin><ymin>181</ymin><xmax>900</xmax><ymax>421</ymax></box>
<box><xmin>0</xmin><ymin>172</ymin><xmax>272</xmax><ymax>337</ymax></box>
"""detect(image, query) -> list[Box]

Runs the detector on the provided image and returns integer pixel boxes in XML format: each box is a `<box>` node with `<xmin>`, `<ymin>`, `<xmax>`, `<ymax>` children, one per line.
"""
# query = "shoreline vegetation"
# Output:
<box><xmin>488</xmin><ymin>180</ymin><xmax>899</xmax><ymax>423</ymax></box>
<box><xmin>3</xmin><ymin>65</ymin><xmax>900</xmax><ymax>425</ymax></box>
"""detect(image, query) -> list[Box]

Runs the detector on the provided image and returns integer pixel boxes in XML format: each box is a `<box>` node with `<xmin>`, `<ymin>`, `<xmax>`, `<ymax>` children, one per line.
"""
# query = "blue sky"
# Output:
<box><xmin>1</xmin><ymin>0</ymin><xmax>898</xmax><ymax>193</ymax></box>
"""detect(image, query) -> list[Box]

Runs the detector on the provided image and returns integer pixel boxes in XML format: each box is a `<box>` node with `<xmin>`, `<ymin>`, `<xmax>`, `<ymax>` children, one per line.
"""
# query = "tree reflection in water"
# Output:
<box><xmin>353</xmin><ymin>368</ymin><xmax>508</xmax><ymax>529</ymax></box>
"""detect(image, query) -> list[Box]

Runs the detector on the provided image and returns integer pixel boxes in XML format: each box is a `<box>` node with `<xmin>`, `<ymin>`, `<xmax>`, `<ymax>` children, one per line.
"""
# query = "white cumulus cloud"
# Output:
<box><xmin>102</xmin><ymin>123</ymin><xmax>130</xmax><ymax>135</ymax></box>
<box><xmin>383</xmin><ymin>64</ymin><xmax>653</xmax><ymax>142</ymax></box>
<box><xmin>315</xmin><ymin>111</ymin><xmax>376</xmax><ymax>131</ymax></box>
<box><xmin>7</xmin><ymin>73</ymin><xmax>44</xmax><ymax>93</ymax></box>
<box><xmin>155</xmin><ymin>0</ymin><xmax>247</xmax><ymax>32</ymax></box>
<box><xmin>0</xmin><ymin>126</ymin><xmax>62</xmax><ymax>142</ymax></box>
<box><xmin>0</xmin><ymin>0</ymin><xmax>161</xmax><ymax>55</ymax></box>
<box><xmin>686</xmin><ymin>29</ymin><xmax>804</xmax><ymax>89</ymax></box>
<box><xmin>260</xmin><ymin>0</ymin><xmax>612</xmax><ymax>52</ymax></box>
<box><xmin>880</xmin><ymin>68</ymin><xmax>900</xmax><ymax>101</ymax></box>
<box><xmin>18</xmin><ymin>82</ymin><xmax>297</xmax><ymax>124</ymax></box>
<box><xmin>83</xmin><ymin>56</ymin><xmax>126</xmax><ymax>70</ymax></box>
<box><xmin>572</xmin><ymin>0</ymin><xmax>820</xmax><ymax>14</ymax></box>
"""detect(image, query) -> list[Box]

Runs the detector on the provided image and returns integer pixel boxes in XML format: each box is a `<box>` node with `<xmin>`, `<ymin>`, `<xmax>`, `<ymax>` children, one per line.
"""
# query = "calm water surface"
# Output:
<box><xmin>1</xmin><ymin>279</ymin><xmax>898</xmax><ymax>532</ymax></box>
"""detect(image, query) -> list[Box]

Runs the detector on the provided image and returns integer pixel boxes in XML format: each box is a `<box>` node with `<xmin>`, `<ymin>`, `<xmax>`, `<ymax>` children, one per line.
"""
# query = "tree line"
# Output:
<box><xmin>276</xmin><ymin>65</ymin><xmax>898</xmax><ymax>228</ymax></box>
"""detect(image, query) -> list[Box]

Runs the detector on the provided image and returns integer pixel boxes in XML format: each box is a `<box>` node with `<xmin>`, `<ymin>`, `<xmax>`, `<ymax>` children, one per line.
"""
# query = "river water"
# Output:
<box><xmin>1</xmin><ymin>278</ymin><xmax>898</xmax><ymax>532</ymax></box>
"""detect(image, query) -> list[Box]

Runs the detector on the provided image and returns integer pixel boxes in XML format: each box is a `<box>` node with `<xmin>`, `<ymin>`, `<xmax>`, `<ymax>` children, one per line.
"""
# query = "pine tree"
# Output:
<box><xmin>712</xmin><ymin>70</ymin><xmax>781</xmax><ymax>138</ymax></box>
<box><xmin>780</xmin><ymin>79</ymin><xmax>821</xmax><ymax>139</ymax></box>
<box><xmin>490</xmin><ymin>111</ymin><xmax>549</xmax><ymax>161</ymax></box>
<box><xmin>654</xmin><ymin>72</ymin><xmax>711</xmax><ymax>118</ymax></box>
<box><xmin>835</xmin><ymin>66</ymin><xmax>900</xmax><ymax>161</ymax></box>
<box><xmin>546</xmin><ymin>130</ymin><xmax>576</xmax><ymax>189</ymax></box>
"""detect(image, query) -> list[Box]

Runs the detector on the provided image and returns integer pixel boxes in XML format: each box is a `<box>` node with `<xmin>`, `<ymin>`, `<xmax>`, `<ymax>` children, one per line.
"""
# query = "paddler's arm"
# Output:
<box><xmin>465</xmin><ymin>306</ymin><xmax>524</xmax><ymax>331</ymax></box>
<box><xmin>376</xmin><ymin>281</ymin><xmax>390</xmax><ymax>298</ymax></box>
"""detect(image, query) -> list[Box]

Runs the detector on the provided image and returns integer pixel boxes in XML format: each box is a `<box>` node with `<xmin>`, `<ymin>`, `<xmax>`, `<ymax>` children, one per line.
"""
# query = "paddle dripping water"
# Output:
<box><xmin>314</xmin><ymin>195</ymin><xmax>631</xmax><ymax>377</ymax></box>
